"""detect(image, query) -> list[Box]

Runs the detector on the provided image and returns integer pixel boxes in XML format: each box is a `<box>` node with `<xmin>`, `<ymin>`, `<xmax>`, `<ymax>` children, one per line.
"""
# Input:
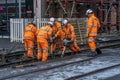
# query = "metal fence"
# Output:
<box><xmin>10</xmin><ymin>18</ymin><xmax>86</xmax><ymax>43</ymax></box>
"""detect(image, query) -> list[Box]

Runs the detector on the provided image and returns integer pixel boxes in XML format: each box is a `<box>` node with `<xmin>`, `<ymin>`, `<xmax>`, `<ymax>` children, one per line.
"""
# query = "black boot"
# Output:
<box><xmin>96</xmin><ymin>48</ymin><xmax>102</xmax><ymax>54</ymax></box>
<box><xmin>88</xmin><ymin>51</ymin><xmax>97</xmax><ymax>57</ymax></box>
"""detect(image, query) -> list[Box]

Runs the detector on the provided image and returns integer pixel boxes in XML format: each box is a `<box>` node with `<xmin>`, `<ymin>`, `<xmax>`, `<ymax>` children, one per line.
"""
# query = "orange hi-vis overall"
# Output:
<box><xmin>24</xmin><ymin>24</ymin><xmax>37</xmax><ymax>58</ymax></box>
<box><xmin>52</xmin><ymin>21</ymin><xmax>64</xmax><ymax>52</ymax></box>
<box><xmin>86</xmin><ymin>14</ymin><xmax>101</xmax><ymax>51</ymax></box>
<box><xmin>37</xmin><ymin>25</ymin><xmax>52</xmax><ymax>62</ymax></box>
<box><xmin>63</xmin><ymin>23</ymin><xmax>80</xmax><ymax>53</ymax></box>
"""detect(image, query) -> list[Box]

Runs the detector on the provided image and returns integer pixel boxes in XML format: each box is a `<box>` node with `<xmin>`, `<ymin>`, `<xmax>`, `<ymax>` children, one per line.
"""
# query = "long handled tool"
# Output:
<box><xmin>50</xmin><ymin>44</ymin><xmax>55</xmax><ymax>58</ymax></box>
<box><xmin>61</xmin><ymin>46</ymin><xmax>66</xmax><ymax>58</ymax></box>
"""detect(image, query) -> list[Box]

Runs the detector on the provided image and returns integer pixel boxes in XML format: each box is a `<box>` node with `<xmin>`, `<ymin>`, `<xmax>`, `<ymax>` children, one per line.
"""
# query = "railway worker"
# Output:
<box><xmin>37</xmin><ymin>22</ymin><xmax>53</xmax><ymax>62</ymax></box>
<box><xmin>85</xmin><ymin>9</ymin><xmax>102</xmax><ymax>56</ymax></box>
<box><xmin>50</xmin><ymin>17</ymin><xmax>65</xmax><ymax>54</ymax></box>
<box><xmin>23</xmin><ymin>21</ymin><xmax>37</xmax><ymax>58</ymax></box>
<box><xmin>62</xmin><ymin>19</ymin><xmax>81</xmax><ymax>54</ymax></box>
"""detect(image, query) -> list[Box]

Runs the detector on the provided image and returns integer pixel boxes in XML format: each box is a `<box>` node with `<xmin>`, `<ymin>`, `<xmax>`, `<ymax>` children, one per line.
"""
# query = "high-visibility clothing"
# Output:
<box><xmin>88</xmin><ymin>37</ymin><xmax>96</xmax><ymax>51</ymax></box>
<box><xmin>63</xmin><ymin>23</ymin><xmax>80</xmax><ymax>53</ymax></box>
<box><xmin>86</xmin><ymin>14</ymin><xmax>100</xmax><ymax>51</ymax></box>
<box><xmin>52</xmin><ymin>21</ymin><xmax>64</xmax><ymax>51</ymax></box>
<box><xmin>37</xmin><ymin>25</ymin><xmax>52</xmax><ymax>61</ymax></box>
<box><xmin>86</xmin><ymin>14</ymin><xmax>100</xmax><ymax>37</ymax></box>
<box><xmin>24</xmin><ymin>39</ymin><xmax>34</xmax><ymax>57</ymax></box>
<box><xmin>24</xmin><ymin>24</ymin><xmax>37</xmax><ymax>40</ymax></box>
<box><xmin>24</xmin><ymin>24</ymin><xmax>37</xmax><ymax>58</ymax></box>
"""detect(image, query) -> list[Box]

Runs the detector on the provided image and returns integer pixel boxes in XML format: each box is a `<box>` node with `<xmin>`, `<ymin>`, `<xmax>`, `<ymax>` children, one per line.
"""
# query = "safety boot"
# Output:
<box><xmin>88</xmin><ymin>51</ymin><xmax>97</xmax><ymax>57</ymax></box>
<box><xmin>96</xmin><ymin>48</ymin><xmax>102</xmax><ymax>54</ymax></box>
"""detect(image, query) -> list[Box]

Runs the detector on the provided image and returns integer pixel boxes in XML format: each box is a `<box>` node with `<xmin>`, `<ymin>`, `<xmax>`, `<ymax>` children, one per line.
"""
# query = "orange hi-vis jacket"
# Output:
<box><xmin>52</xmin><ymin>21</ymin><xmax>64</xmax><ymax>40</ymax></box>
<box><xmin>24</xmin><ymin>24</ymin><xmax>37</xmax><ymax>40</ymax></box>
<box><xmin>86</xmin><ymin>14</ymin><xmax>101</xmax><ymax>37</ymax></box>
<box><xmin>37</xmin><ymin>25</ymin><xmax>52</xmax><ymax>41</ymax></box>
<box><xmin>63</xmin><ymin>23</ymin><xmax>76</xmax><ymax>41</ymax></box>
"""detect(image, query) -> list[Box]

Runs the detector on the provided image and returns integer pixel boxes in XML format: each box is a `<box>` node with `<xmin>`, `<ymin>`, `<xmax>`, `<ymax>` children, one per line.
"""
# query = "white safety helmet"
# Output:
<box><xmin>86</xmin><ymin>9</ymin><xmax>93</xmax><ymax>15</ymax></box>
<box><xmin>62</xmin><ymin>19</ymin><xmax>68</xmax><ymax>26</ymax></box>
<box><xmin>47</xmin><ymin>21</ymin><xmax>53</xmax><ymax>27</ymax></box>
<box><xmin>50</xmin><ymin>17</ymin><xmax>55</xmax><ymax>22</ymax></box>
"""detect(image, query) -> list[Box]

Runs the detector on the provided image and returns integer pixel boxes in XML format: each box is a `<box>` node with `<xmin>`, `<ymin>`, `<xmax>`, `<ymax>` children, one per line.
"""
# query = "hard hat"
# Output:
<box><xmin>47</xmin><ymin>21</ymin><xmax>53</xmax><ymax>27</ymax></box>
<box><xmin>62</xmin><ymin>19</ymin><xmax>68</xmax><ymax>26</ymax></box>
<box><xmin>50</xmin><ymin>17</ymin><xmax>55</xmax><ymax>22</ymax></box>
<box><xmin>86</xmin><ymin>9</ymin><xmax>93</xmax><ymax>15</ymax></box>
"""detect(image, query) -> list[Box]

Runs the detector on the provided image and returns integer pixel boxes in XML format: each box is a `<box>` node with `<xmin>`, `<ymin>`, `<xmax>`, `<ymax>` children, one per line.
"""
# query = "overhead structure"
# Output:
<box><xmin>45</xmin><ymin>0</ymin><xmax>119</xmax><ymax>32</ymax></box>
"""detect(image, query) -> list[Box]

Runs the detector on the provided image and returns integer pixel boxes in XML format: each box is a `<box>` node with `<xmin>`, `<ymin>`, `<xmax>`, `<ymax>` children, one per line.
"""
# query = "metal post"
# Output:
<box><xmin>19</xmin><ymin>0</ymin><xmax>21</xmax><ymax>18</ymax></box>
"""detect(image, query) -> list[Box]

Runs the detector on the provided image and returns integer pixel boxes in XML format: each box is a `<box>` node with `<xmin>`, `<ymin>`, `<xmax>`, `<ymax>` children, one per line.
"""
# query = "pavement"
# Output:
<box><xmin>0</xmin><ymin>38</ymin><xmax>24</xmax><ymax>52</ymax></box>
<box><xmin>0</xmin><ymin>38</ymin><xmax>12</xmax><ymax>49</ymax></box>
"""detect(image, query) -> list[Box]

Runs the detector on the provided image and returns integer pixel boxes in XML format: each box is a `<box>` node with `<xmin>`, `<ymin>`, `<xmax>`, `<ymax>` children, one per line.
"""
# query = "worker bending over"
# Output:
<box><xmin>23</xmin><ymin>22</ymin><xmax>37</xmax><ymax>58</ymax></box>
<box><xmin>37</xmin><ymin>22</ymin><xmax>53</xmax><ymax>62</ymax></box>
<box><xmin>62</xmin><ymin>19</ymin><xmax>81</xmax><ymax>54</ymax></box>
<box><xmin>50</xmin><ymin>17</ymin><xmax>65</xmax><ymax>54</ymax></box>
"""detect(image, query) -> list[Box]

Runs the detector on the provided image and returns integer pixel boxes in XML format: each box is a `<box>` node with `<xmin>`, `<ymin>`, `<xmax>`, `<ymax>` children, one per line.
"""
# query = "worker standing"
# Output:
<box><xmin>23</xmin><ymin>22</ymin><xmax>37</xmax><ymax>58</ymax></box>
<box><xmin>37</xmin><ymin>22</ymin><xmax>53</xmax><ymax>62</ymax></box>
<box><xmin>50</xmin><ymin>17</ymin><xmax>65</xmax><ymax>54</ymax></box>
<box><xmin>85</xmin><ymin>9</ymin><xmax>102</xmax><ymax>56</ymax></box>
<box><xmin>62</xmin><ymin>19</ymin><xmax>81</xmax><ymax>54</ymax></box>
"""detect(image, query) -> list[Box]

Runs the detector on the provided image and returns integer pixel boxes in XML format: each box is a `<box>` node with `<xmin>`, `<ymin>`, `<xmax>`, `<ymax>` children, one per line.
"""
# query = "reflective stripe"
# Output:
<box><xmin>92</xmin><ymin>18</ymin><xmax>97</xmax><ymax>28</ymax></box>
<box><xmin>48</xmin><ymin>30</ymin><xmax>52</xmax><ymax>32</ymax></box>
<box><xmin>86</xmin><ymin>24</ymin><xmax>96</xmax><ymax>28</ymax></box>
<box><xmin>88</xmin><ymin>38</ymin><xmax>95</xmax><ymax>42</ymax></box>
<box><xmin>37</xmin><ymin>34</ymin><xmax>47</xmax><ymax>39</ymax></box>
<box><xmin>74</xmin><ymin>42</ymin><xmax>77</xmax><ymax>46</ymax></box>
<box><xmin>86</xmin><ymin>24</ymin><xmax>92</xmax><ymax>27</ymax></box>
<box><xmin>25</xmin><ymin>30</ymin><xmax>32</xmax><ymax>32</ymax></box>
<box><xmin>38</xmin><ymin>48</ymin><xmax>42</xmax><ymax>51</ymax></box>
<box><xmin>40</xmin><ymin>26</ymin><xmax>50</xmax><ymax>32</ymax></box>
<box><xmin>90</xmin><ymin>32</ymin><xmax>97</xmax><ymax>34</ymax></box>
<box><xmin>71</xmin><ymin>30</ymin><xmax>74</xmax><ymax>32</ymax></box>
<box><xmin>24</xmin><ymin>36</ymin><xmax>32</xmax><ymax>38</ymax></box>
<box><xmin>24</xmin><ymin>36</ymin><xmax>34</xmax><ymax>41</ymax></box>
<box><xmin>43</xmin><ymin>48</ymin><xmax>48</xmax><ymax>50</ymax></box>
<box><xmin>58</xmin><ymin>27</ymin><xmax>61</xmax><ymax>30</ymax></box>
<box><xmin>91</xmin><ymin>49</ymin><xmax>96</xmax><ymax>52</ymax></box>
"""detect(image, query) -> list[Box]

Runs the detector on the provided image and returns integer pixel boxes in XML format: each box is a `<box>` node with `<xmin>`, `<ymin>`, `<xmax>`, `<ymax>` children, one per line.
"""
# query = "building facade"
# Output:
<box><xmin>0</xmin><ymin>0</ymin><xmax>34</xmax><ymax>37</ymax></box>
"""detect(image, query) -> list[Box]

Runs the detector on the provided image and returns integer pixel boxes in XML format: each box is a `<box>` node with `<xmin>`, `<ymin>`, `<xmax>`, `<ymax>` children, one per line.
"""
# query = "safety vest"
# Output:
<box><xmin>24</xmin><ymin>24</ymin><xmax>36</xmax><ymax>40</ymax></box>
<box><xmin>63</xmin><ymin>24</ymin><xmax>75</xmax><ymax>40</ymax></box>
<box><xmin>37</xmin><ymin>25</ymin><xmax>52</xmax><ymax>40</ymax></box>
<box><xmin>86</xmin><ymin>14</ymin><xmax>99</xmax><ymax>37</ymax></box>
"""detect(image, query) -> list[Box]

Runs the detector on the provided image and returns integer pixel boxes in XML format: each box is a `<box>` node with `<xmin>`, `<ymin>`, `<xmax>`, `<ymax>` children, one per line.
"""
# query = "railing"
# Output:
<box><xmin>10</xmin><ymin>18</ymin><xmax>86</xmax><ymax>43</ymax></box>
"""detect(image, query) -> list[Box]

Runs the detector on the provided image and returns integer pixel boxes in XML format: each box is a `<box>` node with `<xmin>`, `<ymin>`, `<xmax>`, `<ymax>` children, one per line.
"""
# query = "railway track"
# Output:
<box><xmin>0</xmin><ymin>38</ymin><xmax>120</xmax><ymax>68</ymax></box>
<box><xmin>0</xmin><ymin>47</ymin><xmax>120</xmax><ymax>80</ymax></box>
<box><xmin>0</xmin><ymin>42</ymin><xmax>119</xmax><ymax>79</ymax></box>
<box><xmin>66</xmin><ymin>60</ymin><xmax>120</xmax><ymax>80</ymax></box>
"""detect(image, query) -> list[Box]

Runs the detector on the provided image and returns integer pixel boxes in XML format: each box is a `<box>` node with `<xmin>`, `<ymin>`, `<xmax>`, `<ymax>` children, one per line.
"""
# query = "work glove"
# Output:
<box><xmin>63</xmin><ymin>39</ymin><xmax>68</xmax><ymax>46</ymax></box>
<box><xmin>49</xmin><ymin>39</ymin><xmax>53</xmax><ymax>44</ymax></box>
<box><xmin>52</xmin><ymin>36</ymin><xmax>57</xmax><ymax>41</ymax></box>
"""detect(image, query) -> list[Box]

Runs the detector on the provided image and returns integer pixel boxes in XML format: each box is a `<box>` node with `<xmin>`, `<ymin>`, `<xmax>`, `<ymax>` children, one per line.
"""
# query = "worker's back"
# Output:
<box><xmin>37</xmin><ymin>25</ymin><xmax>52</xmax><ymax>40</ymax></box>
<box><xmin>87</xmin><ymin>14</ymin><xmax>99</xmax><ymax>37</ymax></box>
<box><xmin>24</xmin><ymin>24</ymin><xmax>37</xmax><ymax>39</ymax></box>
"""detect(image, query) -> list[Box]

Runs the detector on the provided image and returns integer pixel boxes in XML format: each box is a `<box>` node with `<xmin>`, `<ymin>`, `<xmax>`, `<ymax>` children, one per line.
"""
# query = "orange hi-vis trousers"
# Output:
<box><xmin>37</xmin><ymin>37</ymin><xmax>48</xmax><ymax>62</ymax></box>
<box><xmin>88</xmin><ymin>36</ymin><xmax>96</xmax><ymax>51</ymax></box>
<box><xmin>52</xmin><ymin>39</ymin><xmax>64</xmax><ymax>52</ymax></box>
<box><xmin>69</xmin><ymin>42</ymin><xmax>80</xmax><ymax>53</ymax></box>
<box><xmin>24</xmin><ymin>39</ymin><xmax>34</xmax><ymax>58</ymax></box>
<box><xmin>67</xmin><ymin>37</ymin><xmax>80</xmax><ymax>53</ymax></box>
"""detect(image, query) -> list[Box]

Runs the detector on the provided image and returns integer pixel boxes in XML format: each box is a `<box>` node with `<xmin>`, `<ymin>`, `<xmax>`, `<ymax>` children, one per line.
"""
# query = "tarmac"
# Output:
<box><xmin>0</xmin><ymin>38</ymin><xmax>12</xmax><ymax>49</ymax></box>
